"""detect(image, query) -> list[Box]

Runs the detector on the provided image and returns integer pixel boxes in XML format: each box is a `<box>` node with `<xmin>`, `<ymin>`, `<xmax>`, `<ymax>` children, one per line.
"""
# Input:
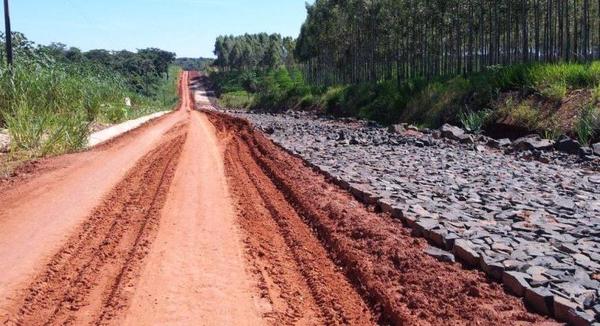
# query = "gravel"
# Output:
<box><xmin>231</xmin><ymin>110</ymin><xmax>600</xmax><ymax>323</ymax></box>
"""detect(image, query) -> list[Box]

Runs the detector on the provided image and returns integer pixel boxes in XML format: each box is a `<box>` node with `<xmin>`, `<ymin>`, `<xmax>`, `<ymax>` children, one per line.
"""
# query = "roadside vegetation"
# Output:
<box><xmin>0</xmin><ymin>32</ymin><xmax>179</xmax><ymax>161</ymax></box>
<box><xmin>210</xmin><ymin>0</ymin><xmax>600</xmax><ymax>145</ymax></box>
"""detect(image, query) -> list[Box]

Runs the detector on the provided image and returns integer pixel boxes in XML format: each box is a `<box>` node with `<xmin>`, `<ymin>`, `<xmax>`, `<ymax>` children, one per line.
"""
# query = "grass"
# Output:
<box><xmin>459</xmin><ymin>109</ymin><xmax>492</xmax><ymax>133</ymax></box>
<box><xmin>592</xmin><ymin>84</ymin><xmax>600</xmax><ymax>103</ymax></box>
<box><xmin>211</xmin><ymin>61</ymin><xmax>600</xmax><ymax>142</ymax></box>
<box><xmin>0</xmin><ymin>61</ymin><xmax>180</xmax><ymax>159</ymax></box>
<box><xmin>217</xmin><ymin>91</ymin><xmax>254</xmax><ymax>109</ymax></box>
<box><xmin>0</xmin><ymin>61</ymin><xmax>126</xmax><ymax>157</ymax></box>
<box><xmin>575</xmin><ymin>105</ymin><xmax>600</xmax><ymax>145</ymax></box>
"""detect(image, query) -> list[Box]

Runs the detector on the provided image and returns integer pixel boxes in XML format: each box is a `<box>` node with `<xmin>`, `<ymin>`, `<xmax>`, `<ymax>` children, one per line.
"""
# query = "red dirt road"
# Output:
<box><xmin>0</xmin><ymin>72</ymin><xmax>554</xmax><ymax>325</ymax></box>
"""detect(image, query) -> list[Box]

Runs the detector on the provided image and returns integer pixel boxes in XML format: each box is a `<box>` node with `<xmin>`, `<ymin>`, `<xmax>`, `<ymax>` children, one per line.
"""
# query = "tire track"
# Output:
<box><xmin>7</xmin><ymin>124</ymin><xmax>187</xmax><ymax>326</ymax></box>
<box><xmin>206</xmin><ymin>111</ymin><xmax>555</xmax><ymax>326</ymax></box>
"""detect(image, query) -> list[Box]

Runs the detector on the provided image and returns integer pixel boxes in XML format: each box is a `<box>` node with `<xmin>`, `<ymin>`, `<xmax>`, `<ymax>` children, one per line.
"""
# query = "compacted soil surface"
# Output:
<box><xmin>0</xmin><ymin>72</ymin><xmax>554</xmax><ymax>325</ymax></box>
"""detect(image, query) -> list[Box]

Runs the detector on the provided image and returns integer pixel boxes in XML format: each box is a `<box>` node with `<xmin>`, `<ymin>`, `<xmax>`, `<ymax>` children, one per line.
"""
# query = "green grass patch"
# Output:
<box><xmin>575</xmin><ymin>105</ymin><xmax>600</xmax><ymax>145</ymax></box>
<box><xmin>1</xmin><ymin>61</ymin><xmax>180</xmax><ymax>158</ymax></box>
<box><xmin>218</xmin><ymin>91</ymin><xmax>255</xmax><ymax>110</ymax></box>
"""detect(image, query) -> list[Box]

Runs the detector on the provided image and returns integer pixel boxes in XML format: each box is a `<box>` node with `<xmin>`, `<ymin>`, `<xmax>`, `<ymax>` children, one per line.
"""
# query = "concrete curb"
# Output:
<box><xmin>87</xmin><ymin>111</ymin><xmax>170</xmax><ymax>148</ymax></box>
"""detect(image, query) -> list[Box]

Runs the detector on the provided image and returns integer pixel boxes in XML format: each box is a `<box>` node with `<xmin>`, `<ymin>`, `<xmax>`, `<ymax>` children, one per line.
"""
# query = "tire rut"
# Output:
<box><xmin>219</xmin><ymin>119</ymin><xmax>376</xmax><ymax>325</ymax></box>
<box><xmin>7</xmin><ymin>124</ymin><xmax>187</xmax><ymax>326</ymax></box>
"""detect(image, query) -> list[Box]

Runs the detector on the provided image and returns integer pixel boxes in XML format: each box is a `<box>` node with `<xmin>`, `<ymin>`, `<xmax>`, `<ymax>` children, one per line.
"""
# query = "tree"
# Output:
<box><xmin>292</xmin><ymin>0</ymin><xmax>600</xmax><ymax>86</ymax></box>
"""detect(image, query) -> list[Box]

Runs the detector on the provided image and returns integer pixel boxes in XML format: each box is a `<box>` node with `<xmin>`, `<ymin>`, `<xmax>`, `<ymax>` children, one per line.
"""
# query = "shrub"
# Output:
<box><xmin>297</xmin><ymin>94</ymin><xmax>317</xmax><ymax>110</ymax></box>
<box><xmin>321</xmin><ymin>86</ymin><xmax>348</xmax><ymax>116</ymax></box>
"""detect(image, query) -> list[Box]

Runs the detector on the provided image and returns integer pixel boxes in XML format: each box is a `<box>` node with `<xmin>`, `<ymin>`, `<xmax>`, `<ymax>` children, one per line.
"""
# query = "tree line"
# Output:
<box><xmin>175</xmin><ymin>57</ymin><xmax>214</xmax><ymax>71</ymax></box>
<box><xmin>294</xmin><ymin>0</ymin><xmax>600</xmax><ymax>86</ymax></box>
<box><xmin>1</xmin><ymin>32</ymin><xmax>176</xmax><ymax>96</ymax></box>
<box><xmin>213</xmin><ymin>33</ymin><xmax>296</xmax><ymax>71</ymax></box>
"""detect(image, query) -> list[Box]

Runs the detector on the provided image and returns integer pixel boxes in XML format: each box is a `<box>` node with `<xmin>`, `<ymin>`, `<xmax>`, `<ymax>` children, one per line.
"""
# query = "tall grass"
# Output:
<box><xmin>0</xmin><ymin>61</ymin><xmax>180</xmax><ymax>158</ymax></box>
<box><xmin>575</xmin><ymin>105</ymin><xmax>600</xmax><ymax>145</ymax></box>
<box><xmin>0</xmin><ymin>61</ymin><xmax>129</xmax><ymax>156</ymax></box>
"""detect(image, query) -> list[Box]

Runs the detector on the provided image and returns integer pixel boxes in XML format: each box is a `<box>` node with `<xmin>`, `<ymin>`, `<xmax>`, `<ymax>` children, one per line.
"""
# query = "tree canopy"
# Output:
<box><xmin>213</xmin><ymin>33</ymin><xmax>295</xmax><ymax>71</ymax></box>
<box><xmin>294</xmin><ymin>0</ymin><xmax>600</xmax><ymax>85</ymax></box>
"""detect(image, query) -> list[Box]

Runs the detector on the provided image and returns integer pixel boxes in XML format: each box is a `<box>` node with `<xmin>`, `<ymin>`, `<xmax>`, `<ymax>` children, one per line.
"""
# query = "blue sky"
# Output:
<box><xmin>4</xmin><ymin>0</ymin><xmax>312</xmax><ymax>58</ymax></box>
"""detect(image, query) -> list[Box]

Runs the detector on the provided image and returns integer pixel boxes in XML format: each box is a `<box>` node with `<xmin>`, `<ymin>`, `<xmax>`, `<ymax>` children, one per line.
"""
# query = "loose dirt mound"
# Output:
<box><xmin>207</xmin><ymin>110</ymin><xmax>555</xmax><ymax>325</ymax></box>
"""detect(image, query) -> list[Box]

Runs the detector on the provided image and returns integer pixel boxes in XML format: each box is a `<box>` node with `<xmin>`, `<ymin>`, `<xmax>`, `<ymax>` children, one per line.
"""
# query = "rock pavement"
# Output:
<box><xmin>232</xmin><ymin>110</ymin><xmax>600</xmax><ymax>324</ymax></box>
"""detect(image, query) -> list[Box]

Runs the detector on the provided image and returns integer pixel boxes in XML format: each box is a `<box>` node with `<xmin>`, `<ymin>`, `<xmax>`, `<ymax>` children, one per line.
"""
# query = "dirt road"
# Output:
<box><xmin>0</xmin><ymin>72</ymin><xmax>553</xmax><ymax>325</ymax></box>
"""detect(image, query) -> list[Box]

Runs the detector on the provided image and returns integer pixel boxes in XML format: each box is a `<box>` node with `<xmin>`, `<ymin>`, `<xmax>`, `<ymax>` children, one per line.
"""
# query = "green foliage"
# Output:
<box><xmin>218</xmin><ymin>91</ymin><xmax>254</xmax><ymax>110</ymax></box>
<box><xmin>538</xmin><ymin>83</ymin><xmax>567</xmax><ymax>101</ymax></box>
<box><xmin>459</xmin><ymin>109</ymin><xmax>493</xmax><ymax>133</ymax></box>
<box><xmin>575</xmin><ymin>105</ymin><xmax>600</xmax><ymax>145</ymax></box>
<box><xmin>0</xmin><ymin>61</ymin><xmax>127</xmax><ymax>156</ymax></box>
<box><xmin>0</xmin><ymin>33</ymin><xmax>181</xmax><ymax>159</ymax></box>
<box><xmin>592</xmin><ymin>84</ymin><xmax>600</xmax><ymax>103</ymax></box>
<box><xmin>174</xmin><ymin>57</ymin><xmax>214</xmax><ymax>71</ymax></box>
<box><xmin>503</xmin><ymin>101</ymin><xmax>540</xmax><ymax>130</ymax></box>
<box><xmin>213</xmin><ymin>33</ymin><xmax>295</xmax><ymax>71</ymax></box>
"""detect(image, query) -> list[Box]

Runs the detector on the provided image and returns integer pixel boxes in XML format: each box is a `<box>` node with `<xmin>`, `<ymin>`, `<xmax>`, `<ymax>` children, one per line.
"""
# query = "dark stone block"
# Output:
<box><xmin>428</xmin><ymin>228</ymin><xmax>447</xmax><ymax>247</ymax></box>
<box><xmin>524</xmin><ymin>287</ymin><xmax>554</xmax><ymax>316</ymax></box>
<box><xmin>568</xmin><ymin>309</ymin><xmax>596</xmax><ymax>326</ymax></box>
<box><xmin>480</xmin><ymin>255</ymin><xmax>504</xmax><ymax>280</ymax></box>
<box><xmin>453</xmin><ymin>239</ymin><xmax>480</xmax><ymax>267</ymax></box>
<box><xmin>503</xmin><ymin>271</ymin><xmax>531</xmax><ymax>297</ymax></box>
<box><xmin>554</xmin><ymin>296</ymin><xmax>581</xmax><ymax>323</ymax></box>
<box><xmin>425</xmin><ymin>246</ymin><xmax>455</xmax><ymax>263</ymax></box>
<box><xmin>555</xmin><ymin>135</ymin><xmax>583</xmax><ymax>155</ymax></box>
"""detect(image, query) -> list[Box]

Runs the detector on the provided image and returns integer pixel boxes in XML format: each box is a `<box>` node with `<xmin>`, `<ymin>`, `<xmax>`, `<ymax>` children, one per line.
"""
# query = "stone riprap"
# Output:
<box><xmin>232</xmin><ymin>110</ymin><xmax>600</xmax><ymax>324</ymax></box>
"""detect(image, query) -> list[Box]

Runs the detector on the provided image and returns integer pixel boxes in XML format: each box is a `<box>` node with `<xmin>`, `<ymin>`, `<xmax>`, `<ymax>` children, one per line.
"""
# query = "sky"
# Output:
<box><xmin>3</xmin><ymin>0</ymin><xmax>312</xmax><ymax>58</ymax></box>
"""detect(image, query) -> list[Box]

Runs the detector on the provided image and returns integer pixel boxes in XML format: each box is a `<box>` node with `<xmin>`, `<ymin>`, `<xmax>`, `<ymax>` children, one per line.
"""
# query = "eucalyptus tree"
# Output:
<box><xmin>294</xmin><ymin>0</ymin><xmax>600</xmax><ymax>86</ymax></box>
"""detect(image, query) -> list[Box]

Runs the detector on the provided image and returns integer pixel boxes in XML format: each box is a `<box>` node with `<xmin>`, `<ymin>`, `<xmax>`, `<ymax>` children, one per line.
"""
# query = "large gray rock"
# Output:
<box><xmin>555</xmin><ymin>135</ymin><xmax>583</xmax><ymax>155</ymax></box>
<box><xmin>388</xmin><ymin>124</ymin><xmax>406</xmax><ymax>134</ymax></box>
<box><xmin>453</xmin><ymin>239</ymin><xmax>480</xmax><ymax>267</ymax></box>
<box><xmin>524</xmin><ymin>287</ymin><xmax>554</xmax><ymax>316</ymax></box>
<box><xmin>425</xmin><ymin>246</ymin><xmax>455</xmax><ymax>263</ymax></box>
<box><xmin>503</xmin><ymin>271</ymin><xmax>531</xmax><ymax>297</ymax></box>
<box><xmin>592</xmin><ymin>143</ymin><xmax>600</xmax><ymax>156</ymax></box>
<box><xmin>513</xmin><ymin>135</ymin><xmax>555</xmax><ymax>151</ymax></box>
<box><xmin>487</xmin><ymin>138</ymin><xmax>512</xmax><ymax>149</ymax></box>
<box><xmin>440</xmin><ymin>124</ymin><xmax>466</xmax><ymax>141</ymax></box>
